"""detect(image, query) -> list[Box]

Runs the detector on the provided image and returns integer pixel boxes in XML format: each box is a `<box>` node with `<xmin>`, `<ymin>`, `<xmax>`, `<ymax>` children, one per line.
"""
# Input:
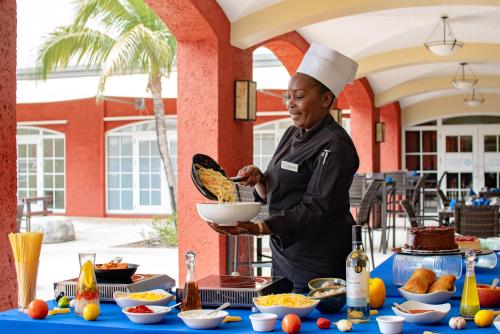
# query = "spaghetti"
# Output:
<box><xmin>195</xmin><ymin>164</ymin><xmax>236</xmax><ymax>202</ymax></box>
<box><xmin>254</xmin><ymin>293</ymin><xmax>316</xmax><ymax>307</ymax></box>
<box><xmin>8</xmin><ymin>232</ymin><xmax>44</xmax><ymax>309</ymax></box>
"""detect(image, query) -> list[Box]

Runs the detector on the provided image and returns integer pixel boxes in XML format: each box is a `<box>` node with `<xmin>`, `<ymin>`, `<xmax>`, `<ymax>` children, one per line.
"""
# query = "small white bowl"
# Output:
<box><xmin>392</xmin><ymin>300</ymin><xmax>450</xmax><ymax>324</ymax></box>
<box><xmin>178</xmin><ymin>309</ymin><xmax>229</xmax><ymax>329</ymax></box>
<box><xmin>196</xmin><ymin>202</ymin><xmax>261</xmax><ymax>226</ymax></box>
<box><xmin>376</xmin><ymin>316</ymin><xmax>405</xmax><ymax>334</ymax></box>
<box><xmin>252</xmin><ymin>297</ymin><xmax>319</xmax><ymax>319</ymax></box>
<box><xmin>122</xmin><ymin>305</ymin><xmax>171</xmax><ymax>324</ymax></box>
<box><xmin>398</xmin><ymin>286</ymin><xmax>456</xmax><ymax>304</ymax></box>
<box><xmin>113</xmin><ymin>289</ymin><xmax>174</xmax><ymax>308</ymax></box>
<box><xmin>249</xmin><ymin>313</ymin><xmax>278</xmax><ymax>332</ymax></box>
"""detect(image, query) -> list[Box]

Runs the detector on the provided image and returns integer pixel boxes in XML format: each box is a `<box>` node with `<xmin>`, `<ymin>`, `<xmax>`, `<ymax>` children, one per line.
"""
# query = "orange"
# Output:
<box><xmin>369</xmin><ymin>277</ymin><xmax>386</xmax><ymax>309</ymax></box>
<box><xmin>474</xmin><ymin>309</ymin><xmax>494</xmax><ymax>327</ymax></box>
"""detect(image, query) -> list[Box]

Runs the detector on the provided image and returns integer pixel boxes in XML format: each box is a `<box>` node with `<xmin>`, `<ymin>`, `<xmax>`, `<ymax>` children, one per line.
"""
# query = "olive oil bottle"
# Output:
<box><xmin>459</xmin><ymin>249</ymin><xmax>480</xmax><ymax>319</ymax></box>
<box><xmin>346</xmin><ymin>225</ymin><xmax>370</xmax><ymax>323</ymax></box>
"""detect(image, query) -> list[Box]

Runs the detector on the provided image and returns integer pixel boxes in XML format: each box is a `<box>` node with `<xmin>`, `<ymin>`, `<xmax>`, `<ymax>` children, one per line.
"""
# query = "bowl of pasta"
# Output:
<box><xmin>192</xmin><ymin>154</ymin><xmax>236</xmax><ymax>202</ymax></box>
<box><xmin>196</xmin><ymin>202</ymin><xmax>262</xmax><ymax>226</ymax></box>
<box><xmin>253</xmin><ymin>293</ymin><xmax>319</xmax><ymax>319</ymax></box>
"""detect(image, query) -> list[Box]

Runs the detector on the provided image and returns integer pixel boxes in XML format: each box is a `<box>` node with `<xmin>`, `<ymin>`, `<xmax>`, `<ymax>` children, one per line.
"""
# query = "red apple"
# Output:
<box><xmin>477</xmin><ymin>284</ymin><xmax>500</xmax><ymax>308</ymax></box>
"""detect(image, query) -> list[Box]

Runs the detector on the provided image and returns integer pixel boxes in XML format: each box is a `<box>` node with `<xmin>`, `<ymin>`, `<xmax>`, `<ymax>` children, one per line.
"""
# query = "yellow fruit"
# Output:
<box><xmin>369</xmin><ymin>277</ymin><xmax>386</xmax><ymax>309</ymax></box>
<box><xmin>474</xmin><ymin>309</ymin><xmax>494</xmax><ymax>327</ymax></box>
<box><xmin>82</xmin><ymin>303</ymin><xmax>100</xmax><ymax>321</ymax></box>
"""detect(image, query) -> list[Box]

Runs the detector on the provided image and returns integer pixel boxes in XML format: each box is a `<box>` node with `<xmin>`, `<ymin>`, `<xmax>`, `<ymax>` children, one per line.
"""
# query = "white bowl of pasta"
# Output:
<box><xmin>196</xmin><ymin>202</ymin><xmax>262</xmax><ymax>226</ymax></box>
<box><xmin>253</xmin><ymin>294</ymin><xmax>320</xmax><ymax>319</ymax></box>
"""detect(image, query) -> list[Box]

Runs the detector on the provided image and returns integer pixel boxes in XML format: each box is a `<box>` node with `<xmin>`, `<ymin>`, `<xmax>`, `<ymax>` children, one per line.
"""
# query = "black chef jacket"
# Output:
<box><xmin>259</xmin><ymin>114</ymin><xmax>359</xmax><ymax>292</ymax></box>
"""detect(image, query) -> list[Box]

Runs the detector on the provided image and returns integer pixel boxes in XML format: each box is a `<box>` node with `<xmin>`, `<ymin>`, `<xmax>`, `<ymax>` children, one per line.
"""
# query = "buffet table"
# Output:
<box><xmin>1</xmin><ymin>254</ymin><xmax>499</xmax><ymax>334</ymax></box>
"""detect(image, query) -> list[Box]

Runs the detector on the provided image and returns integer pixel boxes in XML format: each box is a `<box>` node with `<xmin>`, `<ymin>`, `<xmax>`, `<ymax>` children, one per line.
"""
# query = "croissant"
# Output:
<box><xmin>428</xmin><ymin>274</ymin><xmax>456</xmax><ymax>293</ymax></box>
<box><xmin>402</xmin><ymin>268</ymin><xmax>436</xmax><ymax>294</ymax></box>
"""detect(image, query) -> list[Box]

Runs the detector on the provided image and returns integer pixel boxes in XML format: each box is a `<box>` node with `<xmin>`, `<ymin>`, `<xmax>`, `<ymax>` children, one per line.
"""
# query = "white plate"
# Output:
<box><xmin>494</xmin><ymin>314</ymin><xmax>500</xmax><ymax>331</ymax></box>
<box><xmin>113</xmin><ymin>289</ymin><xmax>174</xmax><ymax>308</ymax></box>
<box><xmin>398</xmin><ymin>286</ymin><xmax>456</xmax><ymax>304</ymax></box>
<box><xmin>392</xmin><ymin>300</ymin><xmax>450</xmax><ymax>324</ymax></box>
<box><xmin>178</xmin><ymin>309</ymin><xmax>229</xmax><ymax>329</ymax></box>
<box><xmin>196</xmin><ymin>202</ymin><xmax>261</xmax><ymax>226</ymax></box>
<box><xmin>122</xmin><ymin>305</ymin><xmax>171</xmax><ymax>324</ymax></box>
<box><xmin>252</xmin><ymin>297</ymin><xmax>319</xmax><ymax>319</ymax></box>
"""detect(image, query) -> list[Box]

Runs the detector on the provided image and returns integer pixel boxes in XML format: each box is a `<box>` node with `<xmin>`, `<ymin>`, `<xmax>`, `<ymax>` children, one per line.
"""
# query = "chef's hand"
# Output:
<box><xmin>237</xmin><ymin>165</ymin><xmax>264</xmax><ymax>187</ymax></box>
<box><xmin>207</xmin><ymin>221</ymin><xmax>271</xmax><ymax>236</ymax></box>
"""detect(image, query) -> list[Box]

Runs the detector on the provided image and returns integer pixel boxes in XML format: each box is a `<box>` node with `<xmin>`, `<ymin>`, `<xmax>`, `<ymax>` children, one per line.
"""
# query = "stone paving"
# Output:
<box><xmin>35</xmin><ymin>216</ymin><xmax>414</xmax><ymax>301</ymax></box>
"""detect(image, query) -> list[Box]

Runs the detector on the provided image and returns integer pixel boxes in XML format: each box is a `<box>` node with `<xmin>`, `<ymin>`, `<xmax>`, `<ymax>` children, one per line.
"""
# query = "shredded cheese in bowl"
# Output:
<box><xmin>254</xmin><ymin>294</ymin><xmax>315</xmax><ymax>308</ymax></box>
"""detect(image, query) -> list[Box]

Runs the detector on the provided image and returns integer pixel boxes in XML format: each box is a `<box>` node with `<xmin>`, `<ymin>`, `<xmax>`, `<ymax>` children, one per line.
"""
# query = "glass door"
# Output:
<box><xmin>17</xmin><ymin>140</ymin><xmax>43</xmax><ymax>211</ymax></box>
<box><xmin>440</xmin><ymin>127</ymin><xmax>478</xmax><ymax>200</ymax></box>
<box><xmin>479</xmin><ymin>127</ymin><xmax>500</xmax><ymax>190</ymax></box>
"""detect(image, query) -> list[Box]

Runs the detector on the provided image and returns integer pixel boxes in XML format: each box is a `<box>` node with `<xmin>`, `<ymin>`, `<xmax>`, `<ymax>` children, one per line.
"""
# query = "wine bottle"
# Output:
<box><xmin>346</xmin><ymin>225</ymin><xmax>370</xmax><ymax>323</ymax></box>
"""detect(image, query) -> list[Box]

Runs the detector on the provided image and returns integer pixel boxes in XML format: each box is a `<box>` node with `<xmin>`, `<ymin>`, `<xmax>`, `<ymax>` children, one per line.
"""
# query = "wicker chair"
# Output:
<box><xmin>454</xmin><ymin>205</ymin><xmax>499</xmax><ymax>238</ymax></box>
<box><xmin>399</xmin><ymin>199</ymin><xmax>423</xmax><ymax>228</ymax></box>
<box><xmin>356</xmin><ymin>179</ymin><xmax>383</xmax><ymax>265</ymax></box>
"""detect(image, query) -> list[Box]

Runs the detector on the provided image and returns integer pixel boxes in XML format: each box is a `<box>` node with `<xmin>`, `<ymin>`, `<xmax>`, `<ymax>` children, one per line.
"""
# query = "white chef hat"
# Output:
<box><xmin>296</xmin><ymin>43</ymin><xmax>358</xmax><ymax>96</ymax></box>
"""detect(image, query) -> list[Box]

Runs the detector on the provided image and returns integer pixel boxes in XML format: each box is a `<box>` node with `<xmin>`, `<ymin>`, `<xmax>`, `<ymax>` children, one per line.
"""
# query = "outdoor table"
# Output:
<box><xmin>1</xmin><ymin>253</ymin><xmax>499</xmax><ymax>333</ymax></box>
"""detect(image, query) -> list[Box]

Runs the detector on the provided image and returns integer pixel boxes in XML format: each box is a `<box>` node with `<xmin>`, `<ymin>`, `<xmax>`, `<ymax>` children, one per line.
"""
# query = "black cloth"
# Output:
<box><xmin>259</xmin><ymin>114</ymin><xmax>359</xmax><ymax>292</ymax></box>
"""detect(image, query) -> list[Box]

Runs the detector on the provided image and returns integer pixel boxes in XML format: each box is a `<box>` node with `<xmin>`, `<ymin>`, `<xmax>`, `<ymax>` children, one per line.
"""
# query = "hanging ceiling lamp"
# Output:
<box><xmin>452</xmin><ymin>62</ymin><xmax>478</xmax><ymax>90</ymax></box>
<box><xmin>424</xmin><ymin>16</ymin><xmax>464</xmax><ymax>56</ymax></box>
<box><xmin>464</xmin><ymin>88</ymin><xmax>485</xmax><ymax>107</ymax></box>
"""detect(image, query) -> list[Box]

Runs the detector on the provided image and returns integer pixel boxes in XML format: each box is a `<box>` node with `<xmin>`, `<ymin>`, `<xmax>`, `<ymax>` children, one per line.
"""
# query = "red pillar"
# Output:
<box><xmin>379</xmin><ymin>102</ymin><xmax>402</xmax><ymax>172</ymax></box>
<box><xmin>147</xmin><ymin>0</ymin><xmax>254</xmax><ymax>282</ymax></box>
<box><xmin>0</xmin><ymin>0</ymin><xmax>18</xmax><ymax>311</ymax></box>
<box><xmin>343</xmin><ymin>78</ymin><xmax>380</xmax><ymax>173</ymax></box>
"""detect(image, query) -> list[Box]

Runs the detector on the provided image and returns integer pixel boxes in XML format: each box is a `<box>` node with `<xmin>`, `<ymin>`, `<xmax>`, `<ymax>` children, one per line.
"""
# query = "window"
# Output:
<box><xmin>404</xmin><ymin>129</ymin><xmax>438</xmax><ymax>187</ymax></box>
<box><xmin>17</xmin><ymin>127</ymin><xmax>66</xmax><ymax>211</ymax></box>
<box><xmin>253</xmin><ymin>119</ymin><xmax>293</xmax><ymax>171</ymax></box>
<box><xmin>106</xmin><ymin>120</ymin><xmax>177</xmax><ymax>214</ymax></box>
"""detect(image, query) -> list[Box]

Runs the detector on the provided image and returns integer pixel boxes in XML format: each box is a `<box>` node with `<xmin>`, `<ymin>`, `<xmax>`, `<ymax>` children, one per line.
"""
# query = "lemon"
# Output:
<box><xmin>474</xmin><ymin>309</ymin><xmax>494</xmax><ymax>327</ymax></box>
<box><xmin>83</xmin><ymin>303</ymin><xmax>100</xmax><ymax>321</ymax></box>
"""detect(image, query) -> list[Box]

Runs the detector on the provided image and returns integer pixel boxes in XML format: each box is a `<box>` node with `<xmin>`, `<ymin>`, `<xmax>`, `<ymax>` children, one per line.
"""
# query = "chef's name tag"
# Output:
<box><xmin>281</xmin><ymin>161</ymin><xmax>298</xmax><ymax>172</ymax></box>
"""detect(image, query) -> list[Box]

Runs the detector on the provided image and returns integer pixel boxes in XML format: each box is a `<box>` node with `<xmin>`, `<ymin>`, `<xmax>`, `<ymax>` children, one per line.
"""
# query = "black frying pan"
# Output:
<box><xmin>191</xmin><ymin>154</ymin><xmax>230</xmax><ymax>201</ymax></box>
<box><xmin>94</xmin><ymin>263</ymin><xmax>138</xmax><ymax>284</ymax></box>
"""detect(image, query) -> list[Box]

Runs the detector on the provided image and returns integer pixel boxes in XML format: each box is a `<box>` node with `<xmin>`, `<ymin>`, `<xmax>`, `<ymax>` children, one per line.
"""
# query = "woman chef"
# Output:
<box><xmin>209</xmin><ymin>43</ymin><xmax>360</xmax><ymax>292</ymax></box>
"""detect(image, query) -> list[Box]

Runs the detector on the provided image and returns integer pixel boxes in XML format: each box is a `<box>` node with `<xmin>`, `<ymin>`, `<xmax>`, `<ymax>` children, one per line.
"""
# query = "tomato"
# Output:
<box><xmin>28</xmin><ymin>299</ymin><xmax>49</xmax><ymax>319</ymax></box>
<box><xmin>282</xmin><ymin>314</ymin><xmax>301</xmax><ymax>334</ymax></box>
<box><xmin>317</xmin><ymin>317</ymin><xmax>331</xmax><ymax>329</ymax></box>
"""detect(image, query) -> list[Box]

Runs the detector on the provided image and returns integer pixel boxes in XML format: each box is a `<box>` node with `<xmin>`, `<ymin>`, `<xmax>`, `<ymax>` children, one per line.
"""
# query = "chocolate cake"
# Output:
<box><xmin>404</xmin><ymin>226</ymin><xmax>458</xmax><ymax>251</ymax></box>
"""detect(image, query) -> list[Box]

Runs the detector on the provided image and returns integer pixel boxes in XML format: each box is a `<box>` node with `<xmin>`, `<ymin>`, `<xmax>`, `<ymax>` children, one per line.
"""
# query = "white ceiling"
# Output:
<box><xmin>216</xmin><ymin>1</ymin><xmax>500</xmax><ymax>108</ymax></box>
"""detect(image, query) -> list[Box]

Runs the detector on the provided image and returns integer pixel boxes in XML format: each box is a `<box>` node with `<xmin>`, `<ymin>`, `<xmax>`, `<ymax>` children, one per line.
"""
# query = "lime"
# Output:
<box><xmin>82</xmin><ymin>303</ymin><xmax>99</xmax><ymax>321</ymax></box>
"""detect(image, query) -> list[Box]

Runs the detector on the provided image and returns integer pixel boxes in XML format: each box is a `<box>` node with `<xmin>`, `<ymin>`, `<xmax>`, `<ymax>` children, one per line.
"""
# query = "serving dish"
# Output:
<box><xmin>191</xmin><ymin>154</ymin><xmax>228</xmax><ymax>201</ymax></box>
<box><xmin>307</xmin><ymin>285</ymin><xmax>346</xmax><ymax>313</ymax></box>
<box><xmin>477</xmin><ymin>284</ymin><xmax>500</xmax><ymax>308</ymax></box>
<box><xmin>121</xmin><ymin>305</ymin><xmax>171</xmax><ymax>324</ymax></box>
<box><xmin>308</xmin><ymin>277</ymin><xmax>346</xmax><ymax>291</ymax></box>
<box><xmin>95</xmin><ymin>263</ymin><xmax>138</xmax><ymax>283</ymax></box>
<box><xmin>252</xmin><ymin>297</ymin><xmax>319</xmax><ymax>319</ymax></box>
<box><xmin>392</xmin><ymin>300</ymin><xmax>450</xmax><ymax>324</ymax></box>
<box><xmin>398</xmin><ymin>285</ymin><xmax>456</xmax><ymax>304</ymax></box>
<box><xmin>249</xmin><ymin>313</ymin><xmax>278</xmax><ymax>332</ymax></box>
<box><xmin>177</xmin><ymin>309</ymin><xmax>229</xmax><ymax>329</ymax></box>
<box><xmin>196</xmin><ymin>202</ymin><xmax>261</xmax><ymax>226</ymax></box>
<box><xmin>494</xmin><ymin>314</ymin><xmax>500</xmax><ymax>331</ymax></box>
<box><xmin>113</xmin><ymin>289</ymin><xmax>174</xmax><ymax>308</ymax></box>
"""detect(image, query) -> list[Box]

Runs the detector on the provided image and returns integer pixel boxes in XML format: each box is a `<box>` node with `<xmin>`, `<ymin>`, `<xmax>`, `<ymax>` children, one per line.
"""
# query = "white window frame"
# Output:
<box><xmin>16</xmin><ymin>126</ymin><xmax>66</xmax><ymax>213</ymax></box>
<box><xmin>105</xmin><ymin>120</ymin><xmax>177</xmax><ymax>214</ymax></box>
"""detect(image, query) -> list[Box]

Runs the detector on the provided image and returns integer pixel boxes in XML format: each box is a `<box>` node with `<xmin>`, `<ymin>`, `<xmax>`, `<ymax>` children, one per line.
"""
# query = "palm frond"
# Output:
<box><xmin>72</xmin><ymin>0</ymin><xmax>133</xmax><ymax>32</ymax></box>
<box><xmin>36</xmin><ymin>26</ymin><xmax>115</xmax><ymax>79</ymax></box>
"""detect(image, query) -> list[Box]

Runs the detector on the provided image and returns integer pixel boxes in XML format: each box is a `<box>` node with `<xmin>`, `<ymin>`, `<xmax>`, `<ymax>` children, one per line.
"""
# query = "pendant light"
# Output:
<box><xmin>424</xmin><ymin>16</ymin><xmax>464</xmax><ymax>56</ymax></box>
<box><xmin>452</xmin><ymin>62</ymin><xmax>478</xmax><ymax>90</ymax></box>
<box><xmin>464</xmin><ymin>88</ymin><xmax>485</xmax><ymax>107</ymax></box>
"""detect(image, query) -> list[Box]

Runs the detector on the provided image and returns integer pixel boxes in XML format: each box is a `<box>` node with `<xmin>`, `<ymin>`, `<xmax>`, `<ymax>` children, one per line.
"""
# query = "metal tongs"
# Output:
<box><xmin>111</xmin><ymin>256</ymin><xmax>123</xmax><ymax>264</ymax></box>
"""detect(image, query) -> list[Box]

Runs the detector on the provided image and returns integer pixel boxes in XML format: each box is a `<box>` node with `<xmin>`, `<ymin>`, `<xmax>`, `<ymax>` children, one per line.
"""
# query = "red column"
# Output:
<box><xmin>0</xmin><ymin>0</ymin><xmax>18</xmax><ymax>311</ymax></box>
<box><xmin>379</xmin><ymin>102</ymin><xmax>402</xmax><ymax>171</ymax></box>
<box><xmin>343</xmin><ymin>79</ymin><xmax>380</xmax><ymax>173</ymax></box>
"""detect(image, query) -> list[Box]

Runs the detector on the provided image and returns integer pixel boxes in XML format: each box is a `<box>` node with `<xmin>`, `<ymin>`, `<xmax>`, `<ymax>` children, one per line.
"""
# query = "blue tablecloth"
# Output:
<box><xmin>1</xmin><ymin>254</ymin><xmax>499</xmax><ymax>334</ymax></box>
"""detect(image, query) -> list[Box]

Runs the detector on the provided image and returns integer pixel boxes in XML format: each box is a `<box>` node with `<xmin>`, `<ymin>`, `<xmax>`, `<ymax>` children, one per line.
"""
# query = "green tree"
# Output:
<box><xmin>36</xmin><ymin>0</ymin><xmax>177</xmax><ymax>211</ymax></box>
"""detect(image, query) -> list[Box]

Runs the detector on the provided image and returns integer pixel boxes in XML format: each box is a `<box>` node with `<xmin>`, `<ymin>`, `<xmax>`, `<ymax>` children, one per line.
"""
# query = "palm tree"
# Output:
<box><xmin>36</xmin><ymin>0</ymin><xmax>178</xmax><ymax>211</ymax></box>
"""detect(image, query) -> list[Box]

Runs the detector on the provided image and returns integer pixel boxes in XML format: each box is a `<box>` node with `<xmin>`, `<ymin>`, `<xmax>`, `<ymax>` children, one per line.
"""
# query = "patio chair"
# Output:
<box><xmin>454</xmin><ymin>205</ymin><xmax>499</xmax><ymax>238</ymax></box>
<box><xmin>349</xmin><ymin>174</ymin><xmax>367</xmax><ymax>211</ymax></box>
<box><xmin>356</xmin><ymin>179</ymin><xmax>383</xmax><ymax>266</ymax></box>
<box><xmin>400</xmin><ymin>199</ymin><xmax>425</xmax><ymax>228</ymax></box>
<box><xmin>436</xmin><ymin>188</ymin><xmax>450</xmax><ymax>210</ymax></box>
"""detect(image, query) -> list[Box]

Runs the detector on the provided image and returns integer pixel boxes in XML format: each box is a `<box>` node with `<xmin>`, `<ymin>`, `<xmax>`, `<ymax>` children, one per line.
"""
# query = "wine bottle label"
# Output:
<box><xmin>346</xmin><ymin>267</ymin><xmax>369</xmax><ymax>307</ymax></box>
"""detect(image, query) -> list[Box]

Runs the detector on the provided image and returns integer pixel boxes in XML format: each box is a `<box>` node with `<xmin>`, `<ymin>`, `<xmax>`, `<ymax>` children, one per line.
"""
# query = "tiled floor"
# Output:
<box><xmin>34</xmin><ymin>215</ymin><xmax>417</xmax><ymax>301</ymax></box>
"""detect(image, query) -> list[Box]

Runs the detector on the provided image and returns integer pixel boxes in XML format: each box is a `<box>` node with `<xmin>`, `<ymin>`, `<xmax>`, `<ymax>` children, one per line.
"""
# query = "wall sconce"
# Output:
<box><xmin>375</xmin><ymin>122</ymin><xmax>385</xmax><ymax>143</ymax></box>
<box><xmin>234</xmin><ymin>80</ymin><xmax>257</xmax><ymax>121</ymax></box>
<box><xmin>330</xmin><ymin>108</ymin><xmax>342</xmax><ymax>124</ymax></box>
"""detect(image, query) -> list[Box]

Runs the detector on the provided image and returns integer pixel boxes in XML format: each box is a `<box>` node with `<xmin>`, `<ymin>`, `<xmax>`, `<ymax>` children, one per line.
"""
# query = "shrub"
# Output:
<box><xmin>150</xmin><ymin>213</ymin><xmax>178</xmax><ymax>247</ymax></box>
